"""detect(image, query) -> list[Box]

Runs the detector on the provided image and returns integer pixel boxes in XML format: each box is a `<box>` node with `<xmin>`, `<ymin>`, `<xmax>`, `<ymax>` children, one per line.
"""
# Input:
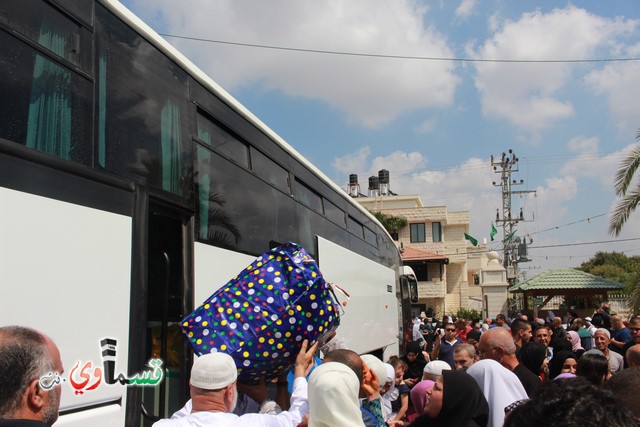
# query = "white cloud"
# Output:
<box><xmin>585</xmin><ymin>54</ymin><xmax>640</xmax><ymax>135</ymax></box>
<box><xmin>125</xmin><ymin>0</ymin><xmax>460</xmax><ymax>128</ymax></box>
<box><xmin>533</xmin><ymin>175</ymin><xmax>578</xmax><ymax>229</ymax></box>
<box><xmin>414</xmin><ymin>118</ymin><xmax>438</xmax><ymax>134</ymax></box>
<box><xmin>561</xmin><ymin>138</ymin><xmax>631</xmax><ymax>187</ymax></box>
<box><xmin>332</xmin><ymin>146</ymin><xmax>372</xmax><ymax>177</ymax></box>
<box><xmin>455</xmin><ymin>0</ymin><xmax>477</xmax><ymax>19</ymax></box>
<box><xmin>471</xmin><ymin>6</ymin><xmax>636</xmax><ymax>132</ymax></box>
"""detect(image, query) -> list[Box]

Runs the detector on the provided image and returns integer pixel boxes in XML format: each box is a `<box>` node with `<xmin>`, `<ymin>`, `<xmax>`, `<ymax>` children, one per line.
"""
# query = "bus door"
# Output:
<box><xmin>136</xmin><ymin>202</ymin><xmax>193</xmax><ymax>426</ymax></box>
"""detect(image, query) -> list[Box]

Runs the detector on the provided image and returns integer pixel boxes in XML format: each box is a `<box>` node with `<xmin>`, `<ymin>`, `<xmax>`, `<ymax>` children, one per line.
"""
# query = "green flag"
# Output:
<box><xmin>490</xmin><ymin>223</ymin><xmax>497</xmax><ymax>241</ymax></box>
<box><xmin>503</xmin><ymin>230</ymin><xmax>516</xmax><ymax>243</ymax></box>
<box><xmin>464</xmin><ymin>233</ymin><xmax>478</xmax><ymax>246</ymax></box>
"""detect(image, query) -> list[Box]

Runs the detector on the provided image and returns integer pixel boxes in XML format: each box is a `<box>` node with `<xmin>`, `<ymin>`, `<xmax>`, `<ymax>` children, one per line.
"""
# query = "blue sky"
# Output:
<box><xmin>122</xmin><ymin>0</ymin><xmax>640</xmax><ymax>277</ymax></box>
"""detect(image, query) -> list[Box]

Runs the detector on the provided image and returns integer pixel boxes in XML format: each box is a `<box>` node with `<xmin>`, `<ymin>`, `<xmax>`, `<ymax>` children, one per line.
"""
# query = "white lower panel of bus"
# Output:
<box><xmin>317</xmin><ymin>237</ymin><xmax>399</xmax><ymax>358</ymax></box>
<box><xmin>0</xmin><ymin>187</ymin><xmax>132</xmax><ymax>426</ymax></box>
<box><xmin>193</xmin><ymin>243</ymin><xmax>255</xmax><ymax>306</ymax></box>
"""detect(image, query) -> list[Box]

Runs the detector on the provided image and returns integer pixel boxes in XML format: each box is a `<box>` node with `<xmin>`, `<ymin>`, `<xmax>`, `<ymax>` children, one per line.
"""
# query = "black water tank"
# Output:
<box><xmin>368</xmin><ymin>176</ymin><xmax>379</xmax><ymax>190</ymax></box>
<box><xmin>349</xmin><ymin>174</ymin><xmax>358</xmax><ymax>185</ymax></box>
<box><xmin>378</xmin><ymin>169</ymin><xmax>389</xmax><ymax>184</ymax></box>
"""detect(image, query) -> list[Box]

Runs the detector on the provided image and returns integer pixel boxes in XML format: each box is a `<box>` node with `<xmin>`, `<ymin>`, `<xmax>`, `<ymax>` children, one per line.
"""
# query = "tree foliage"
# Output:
<box><xmin>371</xmin><ymin>211</ymin><xmax>408</xmax><ymax>233</ymax></box>
<box><xmin>609</xmin><ymin>130</ymin><xmax>640</xmax><ymax>236</ymax></box>
<box><xmin>577</xmin><ymin>251</ymin><xmax>640</xmax><ymax>313</ymax></box>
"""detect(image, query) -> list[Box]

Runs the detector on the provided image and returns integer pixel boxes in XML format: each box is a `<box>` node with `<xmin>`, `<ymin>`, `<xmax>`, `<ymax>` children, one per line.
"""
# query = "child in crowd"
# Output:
<box><xmin>387</xmin><ymin>356</ymin><xmax>410</xmax><ymax>422</ymax></box>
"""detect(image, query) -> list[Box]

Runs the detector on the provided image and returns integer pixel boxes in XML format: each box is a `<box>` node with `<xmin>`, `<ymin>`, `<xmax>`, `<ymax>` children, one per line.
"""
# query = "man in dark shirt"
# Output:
<box><xmin>478</xmin><ymin>327</ymin><xmax>541</xmax><ymax>397</ymax></box>
<box><xmin>431</xmin><ymin>323</ymin><xmax>461</xmax><ymax>369</ymax></box>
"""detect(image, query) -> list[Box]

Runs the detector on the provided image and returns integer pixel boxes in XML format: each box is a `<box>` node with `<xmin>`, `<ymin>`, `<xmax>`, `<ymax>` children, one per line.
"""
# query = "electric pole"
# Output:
<box><xmin>491</xmin><ymin>150</ymin><xmax>536</xmax><ymax>285</ymax></box>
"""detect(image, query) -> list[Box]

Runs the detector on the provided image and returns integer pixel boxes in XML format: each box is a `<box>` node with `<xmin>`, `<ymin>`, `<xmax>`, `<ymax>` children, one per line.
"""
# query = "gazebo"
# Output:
<box><xmin>509</xmin><ymin>269</ymin><xmax>625</xmax><ymax>318</ymax></box>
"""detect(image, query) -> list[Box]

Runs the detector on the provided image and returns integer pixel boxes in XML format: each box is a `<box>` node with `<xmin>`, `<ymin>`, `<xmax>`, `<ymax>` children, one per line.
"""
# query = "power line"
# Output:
<box><xmin>430</xmin><ymin>237</ymin><xmax>640</xmax><ymax>258</ymax></box>
<box><xmin>159</xmin><ymin>33</ymin><xmax>640</xmax><ymax>64</ymax></box>
<box><xmin>528</xmin><ymin>237</ymin><xmax>640</xmax><ymax>249</ymax></box>
<box><xmin>529</xmin><ymin>212</ymin><xmax>608</xmax><ymax>235</ymax></box>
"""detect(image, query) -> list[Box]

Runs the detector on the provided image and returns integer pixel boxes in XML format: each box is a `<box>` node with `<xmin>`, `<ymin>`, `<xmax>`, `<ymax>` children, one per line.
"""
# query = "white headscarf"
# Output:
<box><xmin>381</xmin><ymin>363</ymin><xmax>396</xmax><ymax>420</ymax></box>
<box><xmin>467</xmin><ymin>359</ymin><xmax>528</xmax><ymax>427</ymax></box>
<box><xmin>308</xmin><ymin>362</ymin><xmax>365</xmax><ymax>427</ymax></box>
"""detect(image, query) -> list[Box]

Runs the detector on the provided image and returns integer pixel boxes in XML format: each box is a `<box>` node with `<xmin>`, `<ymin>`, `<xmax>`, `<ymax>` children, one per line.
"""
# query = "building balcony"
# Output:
<box><xmin>418</xmin><ymin>281</ymin><xmax>446</xmax><ymax>299</ymax></box>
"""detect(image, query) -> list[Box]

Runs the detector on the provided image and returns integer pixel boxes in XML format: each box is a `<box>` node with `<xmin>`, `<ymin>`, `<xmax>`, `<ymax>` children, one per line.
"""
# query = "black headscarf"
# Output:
<box><xmin>402</xmin><ymin>340</ymin><xmax>427</xmax><ymax>380</ymax></box>
<box><xmin>519</xmin><ymin>342</ymin><xmax>547</xmax><ymax>377</ymax></box>
<box><xmin>408</xmin><ymin>370</ymin><xmax>489</xmax><ymax>427</ymax></box>
<box><xmin>548</xmin><ymin>350</ymin><xmax>577</xmax><ymax>380</ymax></box>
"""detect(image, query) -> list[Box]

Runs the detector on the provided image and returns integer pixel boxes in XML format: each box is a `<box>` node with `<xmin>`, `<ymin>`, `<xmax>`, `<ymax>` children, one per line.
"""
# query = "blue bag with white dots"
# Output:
<box><xmin>181</xmin><ymin>242</ymin><xmax>341</xmax><ymax>382</ymax></box>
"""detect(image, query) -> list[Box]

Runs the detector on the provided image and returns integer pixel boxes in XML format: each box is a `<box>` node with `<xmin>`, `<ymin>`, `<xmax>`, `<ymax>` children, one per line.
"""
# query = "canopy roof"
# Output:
<box><xmin>510</xmin><ymin>269</ymin><xmax>625</xmax><ymax>295</ymax></box>
<box><xmin>401</xmin><ymin>246</ymin><xmax>448</xmax><ymax>262</ymax></box>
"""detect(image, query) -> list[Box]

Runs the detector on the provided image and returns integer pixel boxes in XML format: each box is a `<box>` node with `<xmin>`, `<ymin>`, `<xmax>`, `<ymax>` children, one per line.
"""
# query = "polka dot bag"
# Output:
<box><xmin>181</xmin><ymin>242</ymin><xmax>342</xmax><ymax>382</ymax></box>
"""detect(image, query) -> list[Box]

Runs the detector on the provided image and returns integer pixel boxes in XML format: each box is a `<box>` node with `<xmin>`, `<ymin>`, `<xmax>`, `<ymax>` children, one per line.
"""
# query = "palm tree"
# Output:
<box><xmin>609</xmin><ymin>129</ymin><xmax>640</xmax><ymax>236</ymax></box>
<box><xmin>609</xmin><ymin>130</ymin><xmax>640</xmax><ymax>313</ymax></box>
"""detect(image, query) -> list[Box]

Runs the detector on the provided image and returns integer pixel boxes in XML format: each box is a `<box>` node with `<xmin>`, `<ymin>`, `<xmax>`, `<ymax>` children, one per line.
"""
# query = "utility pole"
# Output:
<box><xmin>491</xmin><ymin>149</ymin><xmax>536</xmax><ymax>285</ymax></box>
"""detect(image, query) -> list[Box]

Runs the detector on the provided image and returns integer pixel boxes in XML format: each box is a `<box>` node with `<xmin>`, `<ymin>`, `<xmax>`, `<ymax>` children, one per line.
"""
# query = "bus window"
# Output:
<box><xmin>250</xmin><ymin>147</ymin><xmax>290</xmax><ymax>194</ymax></box>
<box><xmin>0</xmin><ymin>30</ymin><xmax>92</xmax><ymax>164</ymax></box>
<box><xmin>363</xmin><ymin>226</ymin><xmax>377</xmax><ymax>246</ymax></box>
<box><xmin>293</xmin><ymin>178</ymin><xmax>322</xmax><ymax>214</ymax></box>
<box><xmin>323</xmin><ymin>198</ymin><xmax>346</xmax><ymax>227</ymax></box>
<box><xmin>196</xmin><ymin>149</ymin><xmax>298</xmax><ymax>254</ymax></box>
<box><xmin>347</xmin><ymin>215</ymin><xmax>364</xmax><ymax>239</ymax></box>
<box><xmin>96</xmin><ymin>5</ymin><xmax>192</xmax><ymax>199</ymax></box>
<box><xmin>0</xmin><ymin>0</ymin><xmax>91</xmax><ymax>70</ymax></box>
<box><xmin>196</xmin><ymin>111</ymin><xmax>249</xmax><ymax>169</ymax></box>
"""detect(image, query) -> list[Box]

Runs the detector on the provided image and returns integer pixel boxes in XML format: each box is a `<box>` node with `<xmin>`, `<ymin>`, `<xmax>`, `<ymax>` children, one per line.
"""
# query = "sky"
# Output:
<box><xmin>121</xmin><ymin>0</ymin><xmax>640</xmax><ymax>279</ymax></box>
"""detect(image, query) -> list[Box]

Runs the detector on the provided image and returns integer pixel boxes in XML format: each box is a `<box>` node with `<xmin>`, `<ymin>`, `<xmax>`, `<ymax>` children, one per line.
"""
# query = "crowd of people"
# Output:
<box><xmin>1</xmin><ymin>305</ymin><xmax>639</xmax><ymax>426</ymax></box>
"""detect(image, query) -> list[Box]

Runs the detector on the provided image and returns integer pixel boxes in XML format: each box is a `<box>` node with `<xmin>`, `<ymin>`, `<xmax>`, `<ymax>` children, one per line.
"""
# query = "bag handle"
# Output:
<box><xmin>327</xmin><ymin>282</ymin><xmax>349</xmax><ymax>316</ymax></box>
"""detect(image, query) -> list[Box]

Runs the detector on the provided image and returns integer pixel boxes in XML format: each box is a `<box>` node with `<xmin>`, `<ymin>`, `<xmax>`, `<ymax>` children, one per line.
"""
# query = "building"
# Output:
<box><xmin>351</xmin><ymin>172</ymin><xmax>480</xmax><ymax>318</ymax></box>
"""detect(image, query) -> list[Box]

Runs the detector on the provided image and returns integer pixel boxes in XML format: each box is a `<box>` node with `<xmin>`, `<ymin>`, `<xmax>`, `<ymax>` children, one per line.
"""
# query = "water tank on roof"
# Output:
<box><xmin>368</xmin><ymin>176</ymin><xmax>379</xmax><ymax>197</ymax></box>
<box><xmin>348</xmin><ymin>174</ymin><xmax>360</xmax><ymax>197</ymax></box>
<box><xmin>378</xmin><ymin>169</ymin><xmax>390</xmax><ymax>195</ymax></box>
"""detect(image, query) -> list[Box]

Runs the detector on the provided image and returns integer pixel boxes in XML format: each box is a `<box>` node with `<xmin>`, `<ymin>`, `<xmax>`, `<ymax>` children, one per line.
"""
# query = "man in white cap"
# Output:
<box><xmin>153</xmin><ymin>340</ymin><xmax>317</xmax><ymax>426</ymax></box>
<box><xmin>593</xmin><ymin>328</ymin><xmax>623</xmax><ymax>374</ymax></box>
<box><xmin>422</xmin><ymin>360</ymin><xmax>451</xmax><ymax>381</ymax></box>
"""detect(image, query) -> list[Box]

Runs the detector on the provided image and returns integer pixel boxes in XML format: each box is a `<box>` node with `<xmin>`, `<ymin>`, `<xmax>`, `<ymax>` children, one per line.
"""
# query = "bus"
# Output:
<box><xmin>0</xmin><ymin>0</ymin><xmax>412</xmax><ymax>425</ymax></box>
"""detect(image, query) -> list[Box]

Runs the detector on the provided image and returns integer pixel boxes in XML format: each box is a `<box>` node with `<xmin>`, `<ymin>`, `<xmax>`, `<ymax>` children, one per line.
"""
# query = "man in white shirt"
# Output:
<box><xmin>153</xmin><ymin>340</ymin><xmax>317</xmax><ymax>427</ymax></box>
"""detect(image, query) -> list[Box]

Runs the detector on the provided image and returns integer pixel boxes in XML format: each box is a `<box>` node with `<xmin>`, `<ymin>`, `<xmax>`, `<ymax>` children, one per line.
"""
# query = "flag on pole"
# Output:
<box><xmin>464</xmin><ymin>233</ymin><xmax>478</xmax><ymax>246</ymax></box>
<box><xmin>503</xmin><ymin>230</ymin><xmax>517</xmax><ymax>243</ymax></box>
<box><xmin>490</xmin><ymin>223</ymin><xmax>498</xmax><ymax>241</ymax></box>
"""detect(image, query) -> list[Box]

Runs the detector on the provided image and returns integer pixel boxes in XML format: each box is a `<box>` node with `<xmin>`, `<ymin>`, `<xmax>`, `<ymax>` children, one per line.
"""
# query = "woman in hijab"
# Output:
<box><xmin>519</xmin><ymin>341</ymin><xmax>548</xmax><ymax>381</ymax></box>
<box><xmin>401</xmin><ymin>341</ymin><xmax>428</xmax><ymax>389</ymax></box>
<box><xmin>409</xmin><ymin>379</ymin><xmax>434</xmax><ymax>418</ymax></box>
<box><xmin>467</xmin><ymin>359</ymin><xmax>528</xmax><ymax>427</ymax></box>
<box><xmin>548</xmin><ymin>351</ymin><xmax>578</xmax><ymax>380</ymax></box>
<box><xmin>408</xmin><ymin>370</ymin><xmax>489</xmax><ymax>427</ymax></box>
<box><xmin>308</xmin><ymin>361</ymin><xmax>365</xmax><ymax>427</ymax></box>
<box><xmin>566</xmin><ymin>330</ymin><xmax>585</xmax><ymax>358</ymax></box>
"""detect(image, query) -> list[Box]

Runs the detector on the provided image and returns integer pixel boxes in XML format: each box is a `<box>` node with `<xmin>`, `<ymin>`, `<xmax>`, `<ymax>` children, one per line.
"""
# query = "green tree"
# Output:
<box><xmin>609</xmin><ymin>130</ymin><xmax>640</xmax><ymax>236</ymax></box>
<box><xmin>371</xmin><ymin>211</ymin><xmax>407</xmax><ymax>239</ymax></box>
<box><xmin>577</xmin><ymin>251</ymin><xmax>640</xmax><ymax>313</ymax></box>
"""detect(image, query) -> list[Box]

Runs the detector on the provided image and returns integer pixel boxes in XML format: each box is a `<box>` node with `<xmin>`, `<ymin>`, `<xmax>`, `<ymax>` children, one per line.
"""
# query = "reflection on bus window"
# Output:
<box><xmin>294</xmin><ymin>179</ymin><xmax>322</xmax><ymax>214</ymax></box>
<box><xmin>0</xmin><ymin>31</ymin><xmax>92</xmax><ymax>164</ymax></box>
<box><xmin>196</xmin><ymin>112</ymin><xmax>249</xmax><ymax>169</ymax></box>
<box><xmin>96</xmin><ymin>4</ymin><xmax>191</xmax><ymax>198</ymax></box>
<box><xmin>251</xmin><ymin>147</ymin><xmax>289</xmax><ymax>193</ymax></box>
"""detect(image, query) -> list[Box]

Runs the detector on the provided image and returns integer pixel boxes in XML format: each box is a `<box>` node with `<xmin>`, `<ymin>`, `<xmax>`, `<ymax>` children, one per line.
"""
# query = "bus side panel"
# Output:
<box><xmin>193</xmin><ymin>242</ymin><xmax>254</xmax><ymax>309</ymax></box>
<box><xmin>0</xmin><ymin>187</ymin><xmax>132</xmax><ymax>426</ymax></box>
<box><xmin>316</xmin><ymin>236</ymin><xmax>399</xmax><ymax>357</ymax></box>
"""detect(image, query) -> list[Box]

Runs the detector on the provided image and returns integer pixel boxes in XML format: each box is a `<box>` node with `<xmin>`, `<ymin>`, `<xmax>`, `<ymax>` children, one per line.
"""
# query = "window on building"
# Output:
<box><xmin>410</xmin><ymin>223</ymin><xmax>425</xmax><ymax>243</ymax></box>
<box><xmin>432</xmin><ymin>222</ymin><xmax>442</xmax><ymax>242</ymax></box>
